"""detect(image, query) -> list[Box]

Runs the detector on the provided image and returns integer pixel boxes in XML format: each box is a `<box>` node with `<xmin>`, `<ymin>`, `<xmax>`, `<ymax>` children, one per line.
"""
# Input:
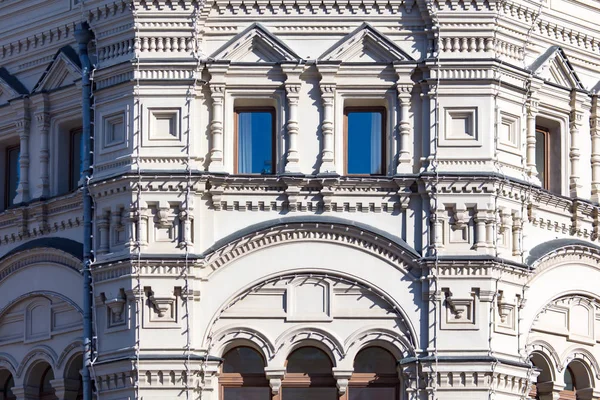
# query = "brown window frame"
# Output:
<box><xmin>234</xmin><ymin>107</ymin><xmax>277</xmax><ymax>175</ymax></box>
<box><xmin>281</xmin><ymin>346</ymin><xmax>337</xmax><ymax>400</ymax></box>
<box><xmin>219</xmin><ymin>346</ymin><xmax>271</xmax><ymax>399</ymax></box>
<box><xmin>4</xmin><ymin>145</ymin><xmax>20</xmax><ymax>209</ymax></box>
<box><xmin>535</xmin><ymin>126</ymin><xmax>550</xmax><ymax>189</ymax></box>
<box><xmin>343</xmin><ymin>107</ymin><xmax>387</xmax><ymax>176</ymax></box>
<box><xmin>69</xmin><ymin>128</ymin><xmax>83</xmax><ymax>192</ymax></box>
<box><xmin>348</xmin><ymin>346</ymin><xmax>400</xmax><ymax>399</ymax></box>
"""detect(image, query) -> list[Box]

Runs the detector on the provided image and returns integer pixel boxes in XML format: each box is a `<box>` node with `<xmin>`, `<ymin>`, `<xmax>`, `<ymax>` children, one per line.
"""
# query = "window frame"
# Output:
<box><xmin>69</xmin><ymin>127</ymin><xmax>84</xmax><ymax>192</ymax></box>
<box><xmin>348</xmin><ymin>346</ymin><xmax>400</xmax><ymax>398</ymax></box>
<box><xmin>233</xmin><ymin>107</ymin><xmax>277</xmax><ymax>175</ymax></box>
<box><xmin>219</xmin><ymin>346</ymin><xmax>271</xmax><ymax>399</ymax></box>
<box><xmin>343</xmin><ymin>107</ymin><xmax>387</xmax><ymax>176</ymax></box>
<box><xmin>4</xmin><ymin>144</ymin><xmax>20</xmax><ymax>209</ymax></box>
<box><xmin>535</xmin><ymin>126</ymin><xmax>550</xmax><ymax>190</ymax></box>
<box><xmin>282</xmin><ymin>346</ymin><xmax>337</xmax><ymax>390</ymax></box>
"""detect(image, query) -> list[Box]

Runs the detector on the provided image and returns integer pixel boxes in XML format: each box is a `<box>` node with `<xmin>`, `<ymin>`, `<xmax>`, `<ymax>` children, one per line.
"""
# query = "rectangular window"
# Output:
<box><xmin>535</xmin><ymin>128</ymin><xmax>548</xmax><ymax>189</ymax></box>
<box><xmin>235</xmin><ymin>108</ymin><xmax>275</xmax><ymax>174</ymax></box>
<box><xmin>5</xmin><ymin>145</ymin><xmax>20</xmax><ymax>208</ymax></box>
<box><xmin>345</xmin><ymin>108</ymin><xmax>385</xmax><ymax>175</ymax></box>
<box><xmin>69</xmin><ymin>128</ymin><xmax>84</xmax><ymax>191</ymax></box>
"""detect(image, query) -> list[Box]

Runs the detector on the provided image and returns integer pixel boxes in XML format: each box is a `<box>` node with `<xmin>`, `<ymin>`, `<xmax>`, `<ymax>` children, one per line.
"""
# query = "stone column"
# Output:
<box><xmin>316</xmin><ymin>62</ymin><xmax>339</xmax><ymax>174</ymax></box>
<box><xmin>396</xmin><ymin>84</ymin><xmax>412</xmax><ymax>173</ymax></box>
<box><xmin>591</xmin><ymin>95</ymin><xmax>600</xmax><ymax>202</ymax></box>
<box><xmin>320</xmin><ymin>83</ymin><xmax>336</xmax><ymax>174</ymax></box>
<box><xmin>525</xmin><ymin>98</ymin><xmax>539</xmax><ymax>182</ymax></box>
<box><xmin>282</xmin><ymin>63</ymin><xmax>303</xmax><ymax>174</ymax></box>
<box><xmin>34</xmin><ymin>94</ymin><xmax>50</xmax><ymax>199</ymax></box>
<box><xmin>569</xmin><ymin>90</ymin><xmax>587</xmax><ymax>198</ymax></box>
<box><xmin>285</xmin><ymin>83</ymin><xmax>301</xmax><ymax>174</ymax></box>
<box><xmin>474</xmin><ymin>207</ymin><xmax>487</xmax><ymax>253</ymax></box>
<box><xmin>97</xmin><ymin>210</ymin><xmax>110</xmax><ymax>255</ymax></box>
<box><xmin>11</xmin><ymin>99</ymin><xmax>31</xmax><ymax>204</ymax></box>
<box><xmin>207</xmin><ymin>63</ymin><xmax>229</xmax><ymax>173</ymax></box>
<box><xmin>512</xmin><ymin>212</ymin><xmax>521</xmax><ymax>257</ymax></box>
<box><xmin>209</xmin><ymin>83</ymin><xmax>225</xmax><ymax>173</ymax></box>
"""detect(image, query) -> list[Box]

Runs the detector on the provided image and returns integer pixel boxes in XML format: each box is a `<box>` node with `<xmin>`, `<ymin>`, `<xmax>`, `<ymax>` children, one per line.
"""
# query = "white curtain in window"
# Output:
<box><xmin>370</xmin><ymin>113</ymin><xmax>382</xmax><ymax>174</ymax></box>
<box><xmin>239</xmin><ymin>113</ymin><xmax>253</xmax><ymax>173</ymax></box>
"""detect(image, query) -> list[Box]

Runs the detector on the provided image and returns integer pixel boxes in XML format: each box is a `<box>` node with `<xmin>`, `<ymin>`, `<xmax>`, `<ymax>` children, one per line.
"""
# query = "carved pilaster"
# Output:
<box><xmin>526</xmin><ymin>97</ymin><xmax>539</xmax><ymax>181</ymax></box>
<box><xmin>285</xmin><ymin>83</ymin><xmax>301</xmax><ymax>173</ymax></box>
<box><xmin>591</xmin><ymin>95</ymin><xmax>600</xmax><ymax>202</ymax></box>
<box><xmin>97</xmin><ymin>210</ymin><xmax>110</xmax><ymax>255</ymax></box>
<box><xmin>283</xmin><ymin>63</ymin><xmax>303</xmax><ymax>174</ymax></box>
<box><xmin>320</xmin><ymin>84</ymin><xmax>336</xmax><ymax>173</ymax></box>
<box><xmin>569</xmin><ymin>90</ymin><xmax>587</xmax><ymax>198</ymax></box>
<box><xmin>474</xmin><ymin>207</ymin><xmax>488</xmax><ymax>253</ymax></box>
<box><xmin>396</xmin><ymin>84</ymin><xmax>413</xmax><ymax>173</ymax></box>
<box><xmin>207</xmin><ymin>63</ymin><xmax>229</xmax><ymax>173</ymax></box>
<box><xmin>11</xmin><ymin>99</ymin><xmax>31</xmax><ymax>204</ymax></box>
<box><xmin>317</xmin><ymin>62</ymin><xmax>339</xmax><ymax>174</ymax></box>
<box><xmin>34</xmin><ymin>94</ymin><xmax>50</xmax><ymax>199</ymax></box>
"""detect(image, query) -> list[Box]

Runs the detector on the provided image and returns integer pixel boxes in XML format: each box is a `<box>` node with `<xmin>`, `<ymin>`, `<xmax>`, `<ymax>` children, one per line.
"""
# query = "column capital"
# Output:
<box><xmin>264</xmin><ymin>367</ymin><xmax>285</xmax><ymax>395</ymax></box>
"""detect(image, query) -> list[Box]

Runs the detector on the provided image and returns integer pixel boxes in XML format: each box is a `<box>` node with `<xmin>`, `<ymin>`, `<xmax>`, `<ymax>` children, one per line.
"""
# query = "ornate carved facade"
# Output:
<box><xmin>1</xmin><ymin>0</ymin><xmax>600</xmax><ymax>399</ymax></box>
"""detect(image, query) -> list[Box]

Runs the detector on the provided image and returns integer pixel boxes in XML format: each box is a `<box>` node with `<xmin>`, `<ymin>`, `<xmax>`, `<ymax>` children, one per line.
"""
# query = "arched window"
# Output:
<box><xmin>349</xmin><ymin>347</ymin><xmax>399</xmax><ymax>399</ymax></box>
<box><xmin>220</xmin><ymin>346</ymin><xmax>270</xmax><ymax>400</ymax></box>
<box><xmin>283</xmin><ymin>347</ymin><xmax>337</xmax><ymax>400</ymax></box>
<box><xmin>39</xmin><ymin>366</ymin><xmax>57</xmax><ymax>400</ymax></box>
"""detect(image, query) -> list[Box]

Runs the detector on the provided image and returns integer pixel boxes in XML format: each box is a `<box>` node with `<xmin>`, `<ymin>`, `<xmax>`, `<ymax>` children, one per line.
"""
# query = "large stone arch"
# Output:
<box><xmin>522</xmin><ymin>241</ymin><xmax>600</xmax><ymax>344</ymax></box>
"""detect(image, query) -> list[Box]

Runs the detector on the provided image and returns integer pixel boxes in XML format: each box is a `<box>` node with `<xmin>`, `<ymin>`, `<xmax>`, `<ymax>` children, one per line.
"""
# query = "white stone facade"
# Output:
<box><xmin>1</xmin><ymin>0</ymin><xmax>600</xmax><ymax>399</ymax></box>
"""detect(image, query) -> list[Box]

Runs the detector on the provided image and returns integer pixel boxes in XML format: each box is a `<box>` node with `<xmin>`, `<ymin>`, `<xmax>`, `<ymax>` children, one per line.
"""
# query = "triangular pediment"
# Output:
<box><xmin>319</xmin><ymin>23</ymin><xmax>414</xmax><ymax>63</ymax></box>
<box><xmin>0</xmin><ymin>67</ymin><xmax>28</xmax><ymax>104</ymax></box>
<box><xmin>530</xmin><ymin>46</ymin><xmax>583</xmax><ymax>90</ymax></box>
<box><xmin>211</xmin><ymin>23</ymin><xmax>301</xmax><ymax>63</ymax></box>
<box><xmin>33</xmin><ymin>46</ymin><xmax>81</xmax><ymax>93</ymax></box>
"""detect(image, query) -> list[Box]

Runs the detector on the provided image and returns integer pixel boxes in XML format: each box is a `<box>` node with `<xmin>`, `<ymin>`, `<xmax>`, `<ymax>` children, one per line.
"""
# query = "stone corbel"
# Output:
<box><xmin>264</xmin><ymin>367</ymin><xmax>285</xmax><ymax>395</ymax></box>
<box><xmin>283</xmin><ymin>177</ymin><xmax>302</xmax><ymax>212</ymax></box>
<box><xmin>10</xmin><ymin>385</ymin><xmax>39</xmax><ymax>400</ymax></box>
<box><xmin>105</xmin><ymin>290</ymin><xmax>127</xmax><ymax>324</ymax></box>
<box><xmin>332</xmin><ymin>368</ymin><xmax>353</xmax><ymax>396</ymax></box>
<box><xmin>496</xmin><ymin>291</ymin><xmax>513</xmax><ymax>324</ymax></box>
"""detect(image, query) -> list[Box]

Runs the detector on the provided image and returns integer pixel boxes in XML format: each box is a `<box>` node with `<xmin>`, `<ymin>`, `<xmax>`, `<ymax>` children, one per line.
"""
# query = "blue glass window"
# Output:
<box><xmin>5</xmin><ymin>146</ymin><xmax>20</xmax><ymax>208</ymax></box>
<box><xmin>345</xmin><ymin>109</ymin><xmax>385</xmax><ymax>175</ymax></box>
<box><xmin>236</xmin><ymin>109</ymin><xmax>275</xmax><ymax>174</ymax></box>
<box><xmin>70</xmin><ymin>128</ymin><xmax>84</xmax><ymax>191</ymax></box>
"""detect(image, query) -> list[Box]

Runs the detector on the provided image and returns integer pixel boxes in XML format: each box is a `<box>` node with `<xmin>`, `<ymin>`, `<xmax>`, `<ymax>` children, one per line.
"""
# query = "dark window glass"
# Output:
<box><xmin>564</xmin><ymin>367</ymin><xmax>575</xmax><ymax>391</ymax></box>
<box><xmin>282</xmin><ymin>387</ymin><xmax>337</xmax><ymax>400</ymax></box>
<box><xmin>287</xmin><ymin>347</ymin><xmax>332</xmax><ymax>374</ymax></box>
<box><xmin>4</xmin><ymin>375</ymin><xmax>15</xmax><ymax>400</ymax></box>
<box><xmin>223</xmin><ymin>347</ymin><xmax>265</xmax><ymax>374</ymax></box>
<box><xmin>70</xmin><ymin>129</ymin><xmax>84</xmax><ymax>191</ymax></box>
<box><xmin>535</xmin><ymin>129</ymin><xmax>547</xmax><ymax>188</ymax></box>
<box><xmin>346</xmin><ymin>109</ymin><xmax>384</xmax><ymax>175</ymax></box>
<box><xmin>353</xmin><ymin>347</ymin><xmax>396</xmax><ymax>373</ymax></box>
<box><xmin>236</xmin><ymin>110</ymin><xmax>275</xmax><ymax>174</ymax></box>
<box><xmin>223</xmin><ymin>387</ymin><xmax>270</xmax><ymax>400</ymax></box>
<box><xmin>349</xmin><ymin>387</ymin><xmax>396</xmax><ymax>400</ymax></box>
<box><xmin>6</xmin><ymin>146</ymin><xmax>20</xmax><ymax>208</ymax></box>
<box><xmin>40</xmin><ymin>366</ymin><xmax>55</xmax><ymax>397</ymax></box>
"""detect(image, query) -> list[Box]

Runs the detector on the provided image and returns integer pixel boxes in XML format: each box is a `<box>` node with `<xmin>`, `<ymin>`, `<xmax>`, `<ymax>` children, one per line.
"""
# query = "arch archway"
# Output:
<box><xmin>0</xmin><ymin>369</ymin><xmax>16</xmax><ymax>400</ymax></box>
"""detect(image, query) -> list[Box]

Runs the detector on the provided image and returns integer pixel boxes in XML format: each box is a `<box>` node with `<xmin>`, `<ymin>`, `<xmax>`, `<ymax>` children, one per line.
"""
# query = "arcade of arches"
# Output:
<box><xmin>219</xmin><ymin>346</ymin><xmax>400</xmax><ymax>400</ymax></box>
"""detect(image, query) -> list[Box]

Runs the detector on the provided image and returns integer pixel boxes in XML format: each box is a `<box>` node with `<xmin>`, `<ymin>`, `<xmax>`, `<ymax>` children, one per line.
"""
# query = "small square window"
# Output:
<box><xmin>69</xmin><ymin>128</ymin><xmax>83</xmax><ymax>191</ymax></box>
<box><xmin>5</xmin><ymin>145</ymin><xmax>20</xmax><ymax>208</ymax></box>
<box><xmin>344</xmin><ymin>108</ymin><xmax>385</xmax><ymax>175</ymax></box>
<box><xmin>235</xmin><ymin>108</ymin><xmax>276</xmax><ymax>174</ymax></box>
